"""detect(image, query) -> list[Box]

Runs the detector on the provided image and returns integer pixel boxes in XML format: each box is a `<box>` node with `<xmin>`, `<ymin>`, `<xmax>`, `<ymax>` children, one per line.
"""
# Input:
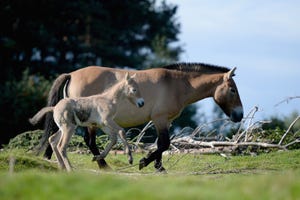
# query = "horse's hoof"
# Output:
<box><xmin>99</xmin><ymin>164</ymin><xmax>112</xmax><ymax>171</ymax></box>
<box><xmin>92</xmin><ymin>156</ymin><xmax>98</xmax><ymax>162</ymax></box>
<box><xmin>92</xmin><ymin>155</ymin><xmax>104</xmax><ymax>162</ymax></box>
<box><xmin>156</xmin><ymin>167</ymin><xmax>167</xmax><ymax>174</ymax></box>
<box><xmin>139</xmin><ymin>158</ymin><xmax>146</xmax><ymax>170</ymax></box>
<box><xmin>95</xmin><ymin>158</ymin><xmax>112</xmax><ymax>170</ymax></box>
<box><xmin>128</xmin><ymin>158</ymin><xmax>133</xmax><ymax>165</ymax></box>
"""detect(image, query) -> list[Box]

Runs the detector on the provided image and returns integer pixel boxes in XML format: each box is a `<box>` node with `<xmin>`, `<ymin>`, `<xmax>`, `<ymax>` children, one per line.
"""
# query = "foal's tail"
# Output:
<box><xmin>29</xmin><ymin>107</ymin><xmax>54</xmax><ymax>125</ymax></box>
<box><xmin>36</xmin><ymin>73</ymin><xmax>71</xmax><ymax>155</ymax></box>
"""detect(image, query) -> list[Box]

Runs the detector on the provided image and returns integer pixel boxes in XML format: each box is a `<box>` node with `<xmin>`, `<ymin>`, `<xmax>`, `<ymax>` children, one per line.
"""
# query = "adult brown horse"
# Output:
<box><xmin>40</xmin><ymin>63</ymin><xmax>243</xmax><ymax>172</ymax></box>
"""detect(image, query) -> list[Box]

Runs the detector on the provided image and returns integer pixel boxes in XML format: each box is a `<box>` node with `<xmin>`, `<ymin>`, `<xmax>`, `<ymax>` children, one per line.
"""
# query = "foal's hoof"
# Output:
<box><xmin>139</xmin><ymin>158</ymin><xmax>146</xmax><ymax>170</ymax></box>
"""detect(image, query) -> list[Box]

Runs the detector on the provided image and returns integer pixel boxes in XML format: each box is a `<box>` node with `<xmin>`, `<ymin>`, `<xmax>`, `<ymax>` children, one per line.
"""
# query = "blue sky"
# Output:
<box><xmin>165</xmin><ymin>0</ymin><xmax>300</xmax><ymax>120</ymax></box>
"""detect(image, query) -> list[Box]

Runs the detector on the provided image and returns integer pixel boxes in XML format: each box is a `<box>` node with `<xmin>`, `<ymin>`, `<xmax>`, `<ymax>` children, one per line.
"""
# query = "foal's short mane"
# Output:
<box><xmin>162</xmin><ymin>63</ymin><xmax>230</xmax><ymax>73</ymax></box>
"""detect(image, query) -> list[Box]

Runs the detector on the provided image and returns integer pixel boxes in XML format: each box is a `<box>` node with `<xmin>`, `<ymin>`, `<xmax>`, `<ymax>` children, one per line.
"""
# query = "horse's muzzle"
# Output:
<box><xmin>136</xmin><ymin>98</ymin><xmax>145</xmax><ymax>108</ymax></box>
<box><xmin>230</xmin><ymin>106</ymin><xmax>243</xmax><ymax>122</ymax></box>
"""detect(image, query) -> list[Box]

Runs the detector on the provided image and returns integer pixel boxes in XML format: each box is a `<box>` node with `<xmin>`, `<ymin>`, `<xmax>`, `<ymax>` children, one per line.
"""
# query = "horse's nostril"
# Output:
<box><xmin>137</xmin><ymin>98</ymin><xmax>144</xmax><ymax>108</ymax></box>
<box><xmin>231</xmin><ymin>107</ymin><xmax>243</xmax><ymax>122</ymax></box>
<box><xmin>139</xmin><ymin>101</ymin><xmax>144</xmax><ymax>107</ymax></box>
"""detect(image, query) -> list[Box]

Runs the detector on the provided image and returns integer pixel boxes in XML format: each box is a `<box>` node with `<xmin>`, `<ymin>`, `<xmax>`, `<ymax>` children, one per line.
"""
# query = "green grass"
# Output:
<box><xmin>1</xmin><ymin>149</ymin><xmax>300</xmax><ymax>200</ymax></box>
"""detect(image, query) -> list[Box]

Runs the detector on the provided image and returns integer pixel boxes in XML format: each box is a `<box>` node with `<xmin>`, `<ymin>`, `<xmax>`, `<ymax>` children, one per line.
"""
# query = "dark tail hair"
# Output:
<box><xmin>36</xmin><ymin>73</ymin><xmax>71</xmax><ymax>155</ymax></box>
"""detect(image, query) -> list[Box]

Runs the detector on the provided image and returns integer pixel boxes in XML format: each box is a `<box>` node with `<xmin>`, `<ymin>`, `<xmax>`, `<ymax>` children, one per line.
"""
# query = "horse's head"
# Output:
<box><xmin>213</xmin><ymin>67</ymin><xmax>243</xmax><ymax>122</ymax></box>
<box><xmin>124</xmin><ymin>73</ymin><xmax>145</xmax><ymax>108</ymax></box>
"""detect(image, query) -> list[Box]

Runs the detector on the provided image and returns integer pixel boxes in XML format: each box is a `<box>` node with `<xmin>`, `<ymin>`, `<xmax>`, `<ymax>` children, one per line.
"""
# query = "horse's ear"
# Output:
<box><xmin>224</xmin><ymin>67</ymin><xmax>237</xmax><ymax>81</ymax></box>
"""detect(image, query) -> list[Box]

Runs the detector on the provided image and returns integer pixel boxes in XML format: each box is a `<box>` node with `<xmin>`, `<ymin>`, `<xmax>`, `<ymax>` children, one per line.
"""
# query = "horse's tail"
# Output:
<box><xmin>36</xmin><ymin>73</ymin><xmax>71</xmax><ymax>154</ymax></box>
<box><xmin>29</xmin><ymin>107</ymin><xmax>54</xmax><ymax>125</ymax></box>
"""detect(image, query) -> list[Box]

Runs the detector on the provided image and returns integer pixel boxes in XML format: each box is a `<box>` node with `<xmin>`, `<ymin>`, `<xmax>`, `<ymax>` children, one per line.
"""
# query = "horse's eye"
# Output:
<box><xmin>132</xmin><ymin>88</ymin><xmax>137</xmax><ymax>93</ymax></box>
<box><xmin>230</xmin><ymin>88</ymin><xmax>236</xmax><ymax>94</ymax></box>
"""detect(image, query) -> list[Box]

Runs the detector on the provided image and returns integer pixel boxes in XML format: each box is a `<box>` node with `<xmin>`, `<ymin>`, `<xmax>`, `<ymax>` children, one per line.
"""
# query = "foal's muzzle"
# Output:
<box><xmin>136</xmin><ymin>98</ymin><xmax>145</xmax><ymax>108</ymax></box>
<box><xmin>230</xmin><ymin>106</ymin><xmax>243</xmax><ymax>122</ymax></box>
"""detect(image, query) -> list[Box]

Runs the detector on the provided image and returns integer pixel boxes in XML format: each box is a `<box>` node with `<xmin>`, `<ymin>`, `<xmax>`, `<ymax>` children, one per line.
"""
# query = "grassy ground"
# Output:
<box><xmin>1</xmin><ymin>149</ymin><xmax>300</xmax><ymax>200</ymax></box>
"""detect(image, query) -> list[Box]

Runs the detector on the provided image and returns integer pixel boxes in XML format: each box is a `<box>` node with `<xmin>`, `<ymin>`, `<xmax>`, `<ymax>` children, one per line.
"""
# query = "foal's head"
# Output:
<box><xmin>213</xmin><ymin>67</ymin><xmax>243</xmax><ymax>122</ymax></box>
<box><xmin>123</xmin><ymin>73</ymin><xmax>144</xmax><ymax>108</ymax></box>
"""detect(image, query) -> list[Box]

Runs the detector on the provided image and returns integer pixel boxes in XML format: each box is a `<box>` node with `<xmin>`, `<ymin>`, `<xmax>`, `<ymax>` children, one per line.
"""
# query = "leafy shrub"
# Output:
<box><xmin>259</xmin><ymin>127</ymin><xmax>300</xmax><ymax>150</ymax></box>
<box><xmin>5</xmin><ymin>130</ymin><xmax>42</xmax><ymax>150</ymax></box>
<box><xmin>5</xmin><ymin>129</ymin><xmax>117</xmax><ymax>153</ymax></box>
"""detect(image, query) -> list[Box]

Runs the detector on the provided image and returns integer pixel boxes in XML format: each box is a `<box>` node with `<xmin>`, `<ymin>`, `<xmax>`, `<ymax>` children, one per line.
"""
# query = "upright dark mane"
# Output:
<box><xmin>162</xmin><ymin>62</ymin><xmax>230</xmax><ymax>73</ymax></box>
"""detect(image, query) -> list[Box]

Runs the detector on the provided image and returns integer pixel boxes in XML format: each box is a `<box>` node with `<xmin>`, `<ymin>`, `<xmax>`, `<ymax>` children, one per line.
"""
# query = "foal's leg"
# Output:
<box><xmin>118</xmin><ymin>129</ymin><xmax>133</xmax><ymax>164</ymax></box>
<box><xmin>139</xmin><ymin>119</ymin><xmax>170</xmax><ymax>172</ymax></box>
<box><xmin>93</xmin><ymin>119</ymin><xmax>122</xmax><ymax>161</ymax></box>
<box><xmin>85</xmin><ymin>127</ymin><xmax>110</xmax><ymax>169</ymax></box>
<box><xmin>58</xmin><ymin>124</ymin><xmax>76</xmax><ymax>172</ymax></box>
<box><xmin>49</xmin><ymin>130</ymin><xmax>66</xmax><ymax>169</ymax></box>
<box><xmin>97</xmin><ymin>125</ymin><xmax>117</xmax><ymax>159</ymax></box>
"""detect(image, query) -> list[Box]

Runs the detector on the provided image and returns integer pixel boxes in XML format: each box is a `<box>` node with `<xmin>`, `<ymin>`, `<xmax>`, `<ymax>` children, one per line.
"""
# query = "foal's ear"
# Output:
<box><xmin>125</xmin><ymin>72</ymin><xmax>136</xmax><ymax>81</ymax></box>
<box><xmin>125</xmin><ymin>72</ymin><xmax>130</xmax><ymax>81</ymax></box>
<box><xmin>130</xmin><ymin>73</ymin><xmax>137</xmax><ymax>79</ymax></box>
<box><xmin>224</xmin><ymin>67</ymin><xmax>237</xmax><ymax>81</ymax></box>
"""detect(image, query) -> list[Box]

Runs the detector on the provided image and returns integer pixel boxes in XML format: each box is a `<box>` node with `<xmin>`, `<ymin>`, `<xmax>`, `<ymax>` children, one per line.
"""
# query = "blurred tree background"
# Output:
<box><xmin>0</xmin><ymin>0</ymin><xmax>203</xmax><ymax>147</ymax></box>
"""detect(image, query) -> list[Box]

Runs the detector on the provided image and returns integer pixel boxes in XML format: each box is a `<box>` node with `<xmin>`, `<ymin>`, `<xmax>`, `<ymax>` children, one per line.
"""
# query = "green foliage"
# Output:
<box><xmin>0</xmin><ymin>70</ymin><xmax>51</xmax><ymax>146</ymax></box>
<box><xmin>0</xmin><ymin>0</ymin><xmax>181</xmax><ymax>80</ymax></box>
<box><xmin>259</xmin><ymin>127</ymin><xmax>300</xmax><ymax>150</ymax></box>
<box><xmin>0</xmin><ymin>0</ymin><xmax>189</xmax><ymax>146</ymax></box>
<box><xmin>5</xmin><ymin>130</ymin><xmax>42</xmax><ymax>150</ymax></box>
<box><xmin>261</xmin><ymin>112</ymin><xmax>300</xmax><ymax>149</ymax></box>
<box><xmin>263</xmin><ymin>111</ymin><xmax>300</xmax><ymax>131</ymax></box>
<box><xmin>259</xmin><ymin>127</ymin><xmax>286</xmax><ymax>144</ymax></box>
<box><xmin>5</xmin><ymin>128</ymin><xmax>125</xmax><ymax>153</ymax></box>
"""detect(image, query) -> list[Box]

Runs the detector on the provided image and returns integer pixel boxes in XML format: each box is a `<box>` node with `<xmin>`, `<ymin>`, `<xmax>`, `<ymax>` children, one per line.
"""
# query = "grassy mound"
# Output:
<box><xmin>1</xmin><ymin>149</ymin><xmax>300</xmax><ymax>199</ymax></box>
<box><xmin>0</xmin><ymin>149</ymin><xmax>57</xmax><ymax>172</ymax></box>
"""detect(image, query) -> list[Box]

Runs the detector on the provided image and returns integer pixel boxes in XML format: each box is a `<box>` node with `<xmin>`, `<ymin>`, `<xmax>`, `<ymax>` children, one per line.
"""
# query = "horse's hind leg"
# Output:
<box><xmin>58</xmin><ymin>125</ymin><xmax>76</xmax><ymax>172</ymax></box>
<box><xmin>139</xmin><ymin>119</ymin><xmax>170</xmax><ymax>172</ymax></box>
<box><xmin>85</xmin><ymin>127</ymin><xmax>110</xmax><ymax>169</ymax></box>
<box><xmin>49</xmin><ymin>130</ymin><xmax>66</xmax><ymax>170</ymax></box>
<box><xmin>153</xmin><ymin>129</ymin><xmax>170</xmax><ymax>171</ymax></box>
<box><xmin>44</xmin><ymin>144</ymin><xmax>54</xmax><ymax>160</ymax></box>
<box><xmin>118</xmin><ymin>129</ymin><xmax>133</xmax><ymax>164</ymax></box>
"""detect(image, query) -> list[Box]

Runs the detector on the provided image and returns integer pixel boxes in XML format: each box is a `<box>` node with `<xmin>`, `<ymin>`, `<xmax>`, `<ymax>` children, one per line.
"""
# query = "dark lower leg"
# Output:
<box><xmin>43</xmin><ymin>143</ymin><xmax>53</xmax><ymax>160</ymax></box>
<box><xmin>84</xmin><ymin>128</ymin><xmax>109</xmax><ymax>169</ymax></box>
<box><xmin>139</xmin><ymin>130</ymin><xmax>170</xmax><ymax>170</ymax></box>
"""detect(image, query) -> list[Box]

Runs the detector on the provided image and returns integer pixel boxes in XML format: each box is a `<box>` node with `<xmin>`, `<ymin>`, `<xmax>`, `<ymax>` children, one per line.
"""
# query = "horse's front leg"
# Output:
<box><xmin>85</xmin><ymin>127</ymin><xmax>110</xmax><ymax>169</ymax></box>
<box><xmin>118</xmin><ymin>129</ymin><xmax>133</xmax><ymax>165</ymax></box>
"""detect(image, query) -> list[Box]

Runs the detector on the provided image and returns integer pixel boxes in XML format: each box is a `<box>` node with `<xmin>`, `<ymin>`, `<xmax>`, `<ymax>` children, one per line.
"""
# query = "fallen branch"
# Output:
<box><xmin>172</xmin><ymin>136</ymin><xmax>286</xmax><ymax>150</ymax></box>
<box><xmin>278</xmin><ymin>116</ymin><xmax>300</xmax><ymax>145</ymax></box>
